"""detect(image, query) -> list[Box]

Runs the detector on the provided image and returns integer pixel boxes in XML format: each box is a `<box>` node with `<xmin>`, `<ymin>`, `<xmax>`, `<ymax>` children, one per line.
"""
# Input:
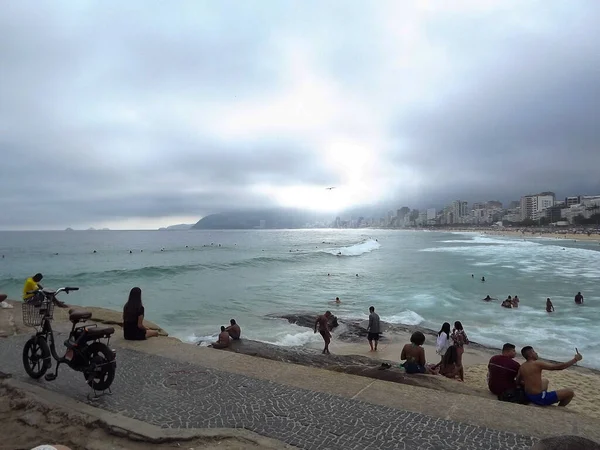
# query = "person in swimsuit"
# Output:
<box><xmin>575</xmin><ymin>292</ymin><xmax>584</xmax><ymax>305</ymax></box>
<box><xmin>450</xmin><ymin>321</ymin><xmax>469</xmax><ymax>381</ymax></box>
<box><xmin>400</xmin><ymin>331</ymin><xmax>436</xmax><ymax>374</ymax></box>
<box><xmin>225</xmin><ymin>319</ymin><xmax>241</xmax><ymax>340</ymax></box>
<box><xmin>512</xmin><ymin>295</ymin><xmax>520</xmax><ymax>308</ymax></box>
<box><xmin>517</xmin><ymin>346</ymin><xmax>581</xmax><ymax>406</ymax></box>
<box><xmin>212</xmin><ymin>326</ymin><xmax>231</xmax><ymax>349</ymax></box>
<box><xmin>546</xmin><ymin>298</ymin><xmax>555</xmax><ymax>312</ymax></box>
<box><xmin>314</xmin><ymin>311</ymin><xmax>332</xmax><ymax>354</ymax></box>
<box><xmin>439</xmin><ymin>345</ymin><xmax>461</xmax><ymax>380</ymax></box>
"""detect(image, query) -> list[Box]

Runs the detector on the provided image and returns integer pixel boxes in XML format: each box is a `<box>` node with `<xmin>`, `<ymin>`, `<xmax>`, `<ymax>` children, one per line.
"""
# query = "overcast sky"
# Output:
<box><xmin>2</xmin><ymin>1</ymin><xmax>599</xmax><ymax>230</ymax></box>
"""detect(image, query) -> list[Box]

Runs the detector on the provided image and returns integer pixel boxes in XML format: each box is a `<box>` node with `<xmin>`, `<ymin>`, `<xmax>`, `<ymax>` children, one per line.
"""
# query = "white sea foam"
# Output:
<box><xmin>380</xmin><ymin>310</ymin><xmax>425</xmax><ymax>326</ymax></box>
<box><xmin>322</xmin><ymin>239</ymin><xmax>381</xmax><ymax>257</ymax></box>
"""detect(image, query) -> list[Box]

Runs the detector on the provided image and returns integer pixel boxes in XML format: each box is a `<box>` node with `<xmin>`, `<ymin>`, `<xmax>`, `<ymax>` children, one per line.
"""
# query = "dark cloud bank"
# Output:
<box><xmin>1</xmin><ymin>1</ymin><xmax>599</xmax><ymax>229</ymax></box>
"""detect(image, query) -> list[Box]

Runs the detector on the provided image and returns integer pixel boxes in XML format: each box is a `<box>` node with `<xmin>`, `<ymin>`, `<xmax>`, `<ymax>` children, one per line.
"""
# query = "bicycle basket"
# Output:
<box><xmin>22</xmin><ymin>301</ymin><xmax>54</xmax><ymax>327</ymax></box>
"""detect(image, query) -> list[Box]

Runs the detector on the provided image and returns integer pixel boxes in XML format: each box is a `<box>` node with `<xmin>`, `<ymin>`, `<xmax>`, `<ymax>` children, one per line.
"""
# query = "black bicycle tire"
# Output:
<box><xmin>22</xmin><ymin>336</ymin><xmax>50</xmax><ymax>379</ymax></box>
<box><xmin>83</xmin><ymin>342</ymin><xmax>115</xmax><ymax>391</ymax></box>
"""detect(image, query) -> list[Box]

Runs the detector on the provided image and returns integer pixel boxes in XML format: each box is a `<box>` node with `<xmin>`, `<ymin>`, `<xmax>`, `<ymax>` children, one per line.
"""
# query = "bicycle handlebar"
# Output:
<box><xmin>26</xmin><ymin>287</ymin><xmax>80</xmax><ymax>296</ymax></box>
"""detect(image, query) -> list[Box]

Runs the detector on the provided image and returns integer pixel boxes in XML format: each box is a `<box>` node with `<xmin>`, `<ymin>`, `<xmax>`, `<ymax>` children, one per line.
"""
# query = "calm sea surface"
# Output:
<box><xmin>1</xmin><ymin>229</ymin><xmax>598</xmax><ymax>367</ymax></box>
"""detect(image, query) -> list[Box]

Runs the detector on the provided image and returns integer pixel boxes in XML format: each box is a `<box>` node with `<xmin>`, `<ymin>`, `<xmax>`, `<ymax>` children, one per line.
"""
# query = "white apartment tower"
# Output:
<box><xmin>520</xmin><ymin>193</ymin><xmax>555</xmax><ymax>220</ymax></box>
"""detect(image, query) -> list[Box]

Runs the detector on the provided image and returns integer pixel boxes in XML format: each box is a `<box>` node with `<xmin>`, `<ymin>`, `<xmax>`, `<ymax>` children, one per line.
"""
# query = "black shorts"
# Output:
<box><xmin>368</xmin><ymin>332</ymin><xmax>380</xmax><ymax>341</ymax></box>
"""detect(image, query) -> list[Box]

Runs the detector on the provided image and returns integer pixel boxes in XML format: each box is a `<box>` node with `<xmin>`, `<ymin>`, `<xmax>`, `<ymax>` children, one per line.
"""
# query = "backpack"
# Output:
<box><xmin>498</xmin><ymin>387</ymin><xmax>529</xmax><ymax>405</ymax></box>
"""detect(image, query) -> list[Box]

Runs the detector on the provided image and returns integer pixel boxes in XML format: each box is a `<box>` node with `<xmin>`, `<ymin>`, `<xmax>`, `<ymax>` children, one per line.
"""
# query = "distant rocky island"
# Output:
<box><xmin>158</xmin><ymin>224</ymin><xmax>193</xmax><ymax>231</ymax></box>
<box><xmin>192</xmin><ymin>208</ymin><xmax>330</xmax><ymax>230</ymax></box>
<box><xmin>64</xmin><ymin>227</ymin><xmax>110</xmax><ymax>231</ymax></box>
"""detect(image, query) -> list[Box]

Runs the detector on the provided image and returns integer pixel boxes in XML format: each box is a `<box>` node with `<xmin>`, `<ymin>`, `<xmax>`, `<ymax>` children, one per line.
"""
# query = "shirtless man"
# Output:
<box><xmin>546</xmin><ymin>298</ymin><xmax>554</xmax><ymax>312</ymax></box>
<box><xmin>225</xmin><ymin>319</ymin><xmax>241</xmax><ymax>340</ymax></box>
<box><xmin>211</xmin><ymin>326</ymin><xmax>230</xmax><ymax>349</ymax></box>
<box><xmin>517</xmin><ymin>346</ymin><xmax>582</xmax><ymax>406</ymax></box>
<box><xmin>314</xmin><ymin>311</ymin><xmax>332</xmax><ymax>354</ymax></box>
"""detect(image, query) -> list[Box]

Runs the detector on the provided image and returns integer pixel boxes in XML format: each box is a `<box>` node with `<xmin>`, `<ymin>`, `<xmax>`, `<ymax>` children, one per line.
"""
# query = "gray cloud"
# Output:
<box><xmin>1</xmin><ymin>1</ymin><xmax>600</xmax><ymax>228</ymax></box>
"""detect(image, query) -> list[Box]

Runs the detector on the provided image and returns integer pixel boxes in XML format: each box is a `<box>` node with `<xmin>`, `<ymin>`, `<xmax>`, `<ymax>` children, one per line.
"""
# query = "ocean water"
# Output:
<box><xmin>1</xmin><ymin>229</ymin><xmax>599</xmax><ymax>368</ymax></box>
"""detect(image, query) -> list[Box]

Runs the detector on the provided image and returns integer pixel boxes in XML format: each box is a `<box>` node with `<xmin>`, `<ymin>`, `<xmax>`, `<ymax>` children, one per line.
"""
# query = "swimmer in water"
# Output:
<box><xmin>546</xmin><ymin>298</ymin><xmax>555</xmax><ymax>313</ymax></box>
<box><xmin>335</xmin><ymin>297</ymin><xmax>341</xmax><ymax>304</ymax></box>
<box><xmin>481</xmin><ymin>276</ymin><xmax>486</xmax><ymax>282</ymax></box>
<box><xmin>482</xmin><ymin>295</ymin><xmax>494</xmax><ymax>301</ymax></box>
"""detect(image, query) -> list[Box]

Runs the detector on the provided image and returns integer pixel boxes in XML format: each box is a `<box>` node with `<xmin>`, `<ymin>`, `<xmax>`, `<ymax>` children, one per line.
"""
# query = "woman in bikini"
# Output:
<box><xmin>450</xmin><ymin>321</ymin><xmax>469</xmax><ymax>381</ymax></box>
<box><xmin>401</xmin><ymin>331</ymin><xmax>437</xmax><ymax>374</ymax></box>
<box><xmin>439</xmin><ymin>345</ymin><xmax>462</xmax><ymax>380</ymax></box>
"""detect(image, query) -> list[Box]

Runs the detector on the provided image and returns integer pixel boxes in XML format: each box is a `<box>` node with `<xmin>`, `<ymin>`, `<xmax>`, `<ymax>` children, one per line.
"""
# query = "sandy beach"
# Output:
<box><xmin>448</xmin><ymin>227</ymin><xmax>600</xmax><ymax>243</ymax></box>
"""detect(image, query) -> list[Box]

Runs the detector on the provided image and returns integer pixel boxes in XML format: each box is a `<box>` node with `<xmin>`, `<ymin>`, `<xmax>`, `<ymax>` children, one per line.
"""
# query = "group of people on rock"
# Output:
<box><xmin>487</xmin><ymin>343</ymin><xmax>582</xmax><ymax>407</ymax></box>
<box><xmin>399</xmin><ymin>321</ymin><xmax>469</xmax><ymax>379</ymax></box>
<box><xmin>211</xmin><ymin>320</ymin><xmax>241</xmax><ymax>348</ymax></box>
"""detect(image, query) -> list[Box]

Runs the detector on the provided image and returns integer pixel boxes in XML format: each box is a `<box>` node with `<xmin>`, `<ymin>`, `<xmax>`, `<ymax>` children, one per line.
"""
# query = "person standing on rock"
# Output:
<box><xmin>314</xmin><ymin>311</ymin><xmax>332</xmax><ymax>354</ymax></box>
<box><xmin>367</xmin><ymin>306</ymin><xmax>381</xmax><ymax>352</ymax></box>
<box><xmin>451</xmin><ymin>321</ymin><xmax>469</xmax><ymax>382</ymax></box>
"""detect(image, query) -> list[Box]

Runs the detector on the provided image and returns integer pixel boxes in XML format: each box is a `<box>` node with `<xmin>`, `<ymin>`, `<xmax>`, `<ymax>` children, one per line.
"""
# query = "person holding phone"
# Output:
<box><xmin>516</xmin><ymin>346</ymin><xmax>582</xmax><ymax>407</ymax></box>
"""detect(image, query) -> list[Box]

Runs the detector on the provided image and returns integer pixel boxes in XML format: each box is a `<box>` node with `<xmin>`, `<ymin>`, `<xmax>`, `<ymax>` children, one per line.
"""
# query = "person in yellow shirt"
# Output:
<box><xmin>23</xmin><ymin>273</ymin><xmax>44</xmax><ymax>301</ymax></box>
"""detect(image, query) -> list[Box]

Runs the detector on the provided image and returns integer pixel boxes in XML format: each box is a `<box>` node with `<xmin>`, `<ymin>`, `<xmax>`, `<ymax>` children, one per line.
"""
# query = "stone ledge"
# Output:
<box><xmin>1</xmin><ymin>378</ymin><xmax>295</xmax><ymax>449</ymax></box>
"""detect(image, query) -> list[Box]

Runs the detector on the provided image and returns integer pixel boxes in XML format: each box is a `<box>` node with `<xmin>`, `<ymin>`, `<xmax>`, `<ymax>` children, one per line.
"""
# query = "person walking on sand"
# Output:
<box><xmin>367</xmin><ymin>306</ymin><xmax>381</xmax><ymax>351</ymax></box>
<box><xmin>451</xmin><ymin>321</ymin><xmax>469</xmax><ymax>381</ymax></box>
<box><xmin>546</xmin><ymin>298</ymin><xmax>555</xmax><ymax>312</ymax></box>
<box><xmin>314</xmin><ymin>311</ymin><xmax>332</xmax><ymax>354</ymax></box>
<box><xmin>123</xmin><ymin>287</ymin><xmax>159</xmax><ymax>340</ymax></box>
<box><xmin>517</xmin><ymin>346</ymin><xmax>582</xmax><ymax>406</ymax></box>
<box><xmin>575</xmin><ymin>292</ymin><xmax>584</xmax><ymax>305</ymax></box>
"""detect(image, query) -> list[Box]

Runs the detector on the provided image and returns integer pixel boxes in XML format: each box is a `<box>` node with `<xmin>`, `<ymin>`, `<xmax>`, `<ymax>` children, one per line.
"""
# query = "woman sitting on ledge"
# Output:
<box><xmin>439</xmin><ymin>345</ymin><xmax>462</xmax><ymax>381</ymax></box>
<box><xmin>401</xmin><ymin>331</ymin><xmax>437</xmax><ymax>374</ymax></box>
<box><xmin>123</xmin><ymin>287</ymin><xmax>159</xmax><ymax>340</ymax></box>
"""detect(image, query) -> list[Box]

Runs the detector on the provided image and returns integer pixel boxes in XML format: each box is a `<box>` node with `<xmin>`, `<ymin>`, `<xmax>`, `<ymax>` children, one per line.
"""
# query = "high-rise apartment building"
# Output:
<box><xmin>520</xmin><ymin>193</ymin><xmax>555</xmax><ymax>220</ymax></box>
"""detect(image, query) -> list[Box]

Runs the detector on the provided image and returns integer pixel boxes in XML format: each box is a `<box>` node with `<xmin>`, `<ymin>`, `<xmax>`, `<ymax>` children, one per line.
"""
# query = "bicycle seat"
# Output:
<box><xmin>85</xmin><ymin>326</ymin><xmax>115</xmax><ymax>338</ymax></box>
<box><xmin>69</xmin><ymin>308</ymin><xmax>92</xmax><ymax>323</ymax></box>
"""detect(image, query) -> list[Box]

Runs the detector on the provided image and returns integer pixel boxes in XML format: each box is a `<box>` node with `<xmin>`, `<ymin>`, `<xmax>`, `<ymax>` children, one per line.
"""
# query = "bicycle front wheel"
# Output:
<box><xmin>22</xmin><ymin>336</ymin><xmax>50</xmax><ymax>379</ymax></box>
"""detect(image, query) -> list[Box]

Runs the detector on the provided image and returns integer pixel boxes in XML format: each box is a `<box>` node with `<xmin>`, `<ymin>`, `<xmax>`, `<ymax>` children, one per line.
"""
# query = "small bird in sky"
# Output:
<box><xmin>325</xmin><ymin>187</ymin><xmax>336</xmax><ymax>190</ymax></box>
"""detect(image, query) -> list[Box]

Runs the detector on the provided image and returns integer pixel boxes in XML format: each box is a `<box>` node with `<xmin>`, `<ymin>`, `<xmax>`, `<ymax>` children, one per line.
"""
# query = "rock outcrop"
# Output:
<box><xmin>531</xmin><ymin>436</ymin><xmax>600</xmax><ymax>450</ymax></box>
<box><xmin>214</xmin><ymin>338</ymin><xmax>491</xmax><ymax>398</ymax></box>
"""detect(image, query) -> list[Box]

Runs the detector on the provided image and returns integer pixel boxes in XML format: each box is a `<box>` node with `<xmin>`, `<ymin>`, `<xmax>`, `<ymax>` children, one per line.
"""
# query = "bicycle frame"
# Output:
<box><xmin>35</xmin><ymin>313</ymin><xmax>67</xmax><ymax>364</ymax></box>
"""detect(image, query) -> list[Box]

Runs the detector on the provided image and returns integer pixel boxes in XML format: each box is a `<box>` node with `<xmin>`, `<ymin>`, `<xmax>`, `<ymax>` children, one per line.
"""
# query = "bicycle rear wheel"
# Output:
<box><xmin>22</xmin><ymin>336</ymin><xmax>50</xmax><ymax>379</ymax></box>
<box><xmin>83</xmin><ymin>342</ymin><xmax>115</xmax><ymax>391</ymax></box>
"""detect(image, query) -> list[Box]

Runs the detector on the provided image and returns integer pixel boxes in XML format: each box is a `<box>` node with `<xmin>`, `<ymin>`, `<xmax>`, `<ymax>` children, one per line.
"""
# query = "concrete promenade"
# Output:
<box><xmin>0</xmin><ymin>333</ymin><xmax>542</xmax><ymax>450</ymax></box>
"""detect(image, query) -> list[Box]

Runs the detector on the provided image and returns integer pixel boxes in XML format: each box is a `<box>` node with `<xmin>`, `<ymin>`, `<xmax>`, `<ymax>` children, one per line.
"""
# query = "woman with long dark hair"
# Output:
<box><xmin>434</xmin><ymin>322</ymin><xmax>451</xmax><ymax>369</ymax></box>
<box><xmin>123</xmin><ymin>287</ymin><xmax>159</xmax><ymax>340</ymax></box>
<box><xmin>450</xmin><ymin>321</ymin><xmax>469</xmax><ymax>381</ymax></box>
<box><xmin>439</xmin><ymin>345</ymin><xmax>461</xmax><ymax>380</ymax></box>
